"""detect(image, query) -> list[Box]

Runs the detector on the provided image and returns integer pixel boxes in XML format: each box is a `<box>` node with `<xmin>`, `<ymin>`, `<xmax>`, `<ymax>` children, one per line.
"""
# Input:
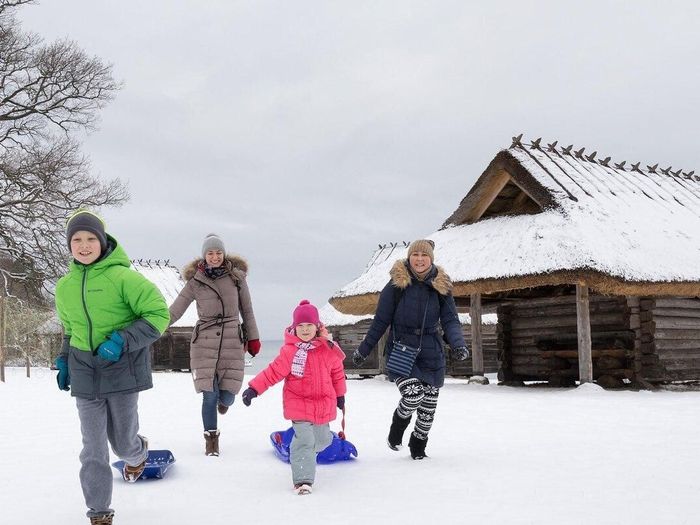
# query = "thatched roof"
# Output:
<box><xmin>330</xmin><ymin>137</ymin><xmax>700</xmax><ymax>315</ymax></box>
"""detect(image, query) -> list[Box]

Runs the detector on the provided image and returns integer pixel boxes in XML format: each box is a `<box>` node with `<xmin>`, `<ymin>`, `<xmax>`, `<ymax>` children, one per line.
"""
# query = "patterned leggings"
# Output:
<box><xmin>395</xmin><ymin>377</ymin><xmax>440</xmax><ymax>440</ymax></box>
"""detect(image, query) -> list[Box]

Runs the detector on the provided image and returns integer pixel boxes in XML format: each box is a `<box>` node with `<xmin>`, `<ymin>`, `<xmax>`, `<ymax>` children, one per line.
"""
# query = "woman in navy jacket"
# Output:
<box><xmin>353</xmin><ymin>239</ymin><xmax>469</xmax><ymax>459</ymax></box>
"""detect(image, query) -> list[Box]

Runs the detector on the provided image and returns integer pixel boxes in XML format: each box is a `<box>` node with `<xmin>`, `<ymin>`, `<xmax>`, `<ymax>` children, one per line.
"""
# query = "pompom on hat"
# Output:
<box><xmin>292</xmin><ymin>299</ymin><xmax>320</xmax><ymax>327</ymax></box>
<box><xmin>407</xmin><ymin>239</ymin><xmax>435</xmax><ymax>262</ymax></box>
<box><xmin>201</xmin><ymin>233</ymin><xmax>225</xmax><ymax>258</ymax></box>
<box><xmin>66</xmin><ymin>210</ymin><xmax>107</xmax><ymax>252</ymax></box>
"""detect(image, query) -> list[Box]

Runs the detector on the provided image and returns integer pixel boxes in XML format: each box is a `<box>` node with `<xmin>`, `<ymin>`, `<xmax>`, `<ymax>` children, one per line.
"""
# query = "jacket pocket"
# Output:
<box><xmin>98</xmin><ymin>355</ymin><xmax>137</xmax><ymax>393</ymax></box>
<box><xmin>68</xmin><ymin>347</ymin><xmax>95</xmax><ymax>397</ymax></box>
<box><xmin>127</xmin><ymin>351</ymin><xmax>135</xmax><ymax>377</ymax></box>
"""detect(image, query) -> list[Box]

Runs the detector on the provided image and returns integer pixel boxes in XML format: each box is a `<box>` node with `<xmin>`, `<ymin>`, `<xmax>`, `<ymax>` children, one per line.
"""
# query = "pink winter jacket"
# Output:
<box><xmin>248</xmin><ymin>328</ymin><xmax>347</xmax><ymax>425</ymax></box>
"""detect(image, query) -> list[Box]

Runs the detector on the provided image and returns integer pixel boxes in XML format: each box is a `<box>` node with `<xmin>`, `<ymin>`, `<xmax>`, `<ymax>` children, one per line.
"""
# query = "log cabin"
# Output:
<box><xmin>330</xmin><ymin>136</ymin><xmax>700</xmax><ymax>388</ymax></box>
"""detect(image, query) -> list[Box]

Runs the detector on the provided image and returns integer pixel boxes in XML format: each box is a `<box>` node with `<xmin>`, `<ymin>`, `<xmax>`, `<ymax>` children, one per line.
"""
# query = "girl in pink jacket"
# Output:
<box><xmin>242</xmin><ymin>300</ymin><xmax>347</xmax><ymax>495</ymax></box>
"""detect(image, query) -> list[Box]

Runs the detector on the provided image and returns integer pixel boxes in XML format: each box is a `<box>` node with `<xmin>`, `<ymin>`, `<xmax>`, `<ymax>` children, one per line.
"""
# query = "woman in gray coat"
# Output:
<box><xmin>169</xmin><ymin>233</ymin><xmax>261</xmax><ymax>456</ymax></box>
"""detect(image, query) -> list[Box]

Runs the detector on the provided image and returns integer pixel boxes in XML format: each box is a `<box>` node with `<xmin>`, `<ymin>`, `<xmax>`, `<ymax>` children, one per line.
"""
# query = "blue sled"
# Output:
<box><xmin>111</xmin><ymin>449</ymin><xmax>176</xmax><ymax>481</ymax></box>
<box><xmin>270</xmin><ymin>427</ymin><xmax>358</xmax><ymax>464</ymax></box>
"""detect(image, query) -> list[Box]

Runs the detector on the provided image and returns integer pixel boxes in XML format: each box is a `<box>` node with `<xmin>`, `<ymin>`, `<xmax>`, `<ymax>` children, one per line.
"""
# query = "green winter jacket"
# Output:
<box><xmin>55</xmin><ymin>235</ymin><xmax>170</xmax><ymax>398</ymax></box>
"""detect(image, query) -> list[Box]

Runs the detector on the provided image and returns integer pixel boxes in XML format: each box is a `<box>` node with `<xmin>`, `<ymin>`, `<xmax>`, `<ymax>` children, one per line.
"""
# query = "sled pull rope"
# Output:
<box><xmin>338</xmin><ymin>407</ymin><xmax>346</xmax><ymax>440</ymax></box>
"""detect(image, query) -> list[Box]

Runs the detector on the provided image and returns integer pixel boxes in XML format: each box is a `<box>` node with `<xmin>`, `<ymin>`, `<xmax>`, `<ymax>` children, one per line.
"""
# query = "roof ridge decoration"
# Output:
<box><xmin>130</xmin><ymin>259</ymin><xmax>174</xmax><ymax>268</ymax></box>
<box><xmin>365</xmin><ymin>241</ymin><xmax>409</xmax><ymax>270</ymax></box>
<box><xmin>510</xmin><ymin>134</ymin><xmax>699</xmax><ymax>182</ymax></box>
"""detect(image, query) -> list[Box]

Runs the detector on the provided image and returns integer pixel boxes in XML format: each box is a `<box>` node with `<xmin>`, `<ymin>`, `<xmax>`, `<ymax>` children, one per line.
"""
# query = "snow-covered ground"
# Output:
<box><xmin>3</xmin><ymin>367</ymin><xmax>700</xmax><ymax>524</ymax></box>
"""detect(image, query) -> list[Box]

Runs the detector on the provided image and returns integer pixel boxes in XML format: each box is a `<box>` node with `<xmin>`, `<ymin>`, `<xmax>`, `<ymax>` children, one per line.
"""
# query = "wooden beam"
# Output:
<box><xmin>466</xmin><ymin>169</ymin><xmax>512</xmax><ymax>223</ymax></box>
<box><xmin>470</xmin><ymin>293</ymin><xmax>484</xmax><ymax>375</ymax></box>
<box><xmin>576</xmin><ymin>284</ymin><xmax>593</xmax><ymax>383</ymax></box>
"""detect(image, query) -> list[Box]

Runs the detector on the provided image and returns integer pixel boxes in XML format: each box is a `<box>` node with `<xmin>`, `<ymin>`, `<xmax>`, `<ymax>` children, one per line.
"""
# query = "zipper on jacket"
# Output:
<box><xmin>80</xmin><ymin>267</ymin><xmax>96</xmax><ymax>352</ymax></box>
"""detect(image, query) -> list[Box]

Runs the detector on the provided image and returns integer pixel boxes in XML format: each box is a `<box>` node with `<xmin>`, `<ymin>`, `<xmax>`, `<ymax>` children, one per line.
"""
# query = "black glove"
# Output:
<box><xmin>352</xmin><ymin>350</ymin><xmax>365</xmax><ymax>367</ymax></box>
<box><xmin>241</xmin><ymin>387</ymin><xmax>258</xmax><ymax>406</ymax></box>
<box><xmin>452</xmin><ymin>346</ymin><xmax>470</xmax><ymax>361</ymax></box>
<box><xmin>336</xmin><ymin>395</ymin><xmax>345</xmax><ymax>410</ymax></box>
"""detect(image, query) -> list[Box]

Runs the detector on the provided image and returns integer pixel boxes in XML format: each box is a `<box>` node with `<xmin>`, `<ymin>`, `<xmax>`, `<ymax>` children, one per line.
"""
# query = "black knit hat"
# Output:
<box><xmin>66</xmin><ymin>210</ymin><xmax>107</xmax><ymax>252</ymax></box>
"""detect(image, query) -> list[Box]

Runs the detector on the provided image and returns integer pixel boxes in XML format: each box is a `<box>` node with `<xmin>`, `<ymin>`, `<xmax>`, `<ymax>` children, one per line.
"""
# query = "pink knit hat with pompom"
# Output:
<box><xmin>292</xmin><ymin>299</ymin><xmax>320</xmax><ymax>327</ymax></box>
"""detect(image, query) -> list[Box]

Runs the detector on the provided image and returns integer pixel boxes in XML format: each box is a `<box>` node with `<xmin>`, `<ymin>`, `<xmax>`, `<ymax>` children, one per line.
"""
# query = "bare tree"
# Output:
<box><xmin>0</xmin><ymin>0</ymin><xmax>128</xmax><ymax>294</ymax></box>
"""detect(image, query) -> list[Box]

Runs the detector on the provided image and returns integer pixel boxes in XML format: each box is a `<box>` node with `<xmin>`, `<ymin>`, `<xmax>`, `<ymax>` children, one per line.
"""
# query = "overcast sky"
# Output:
<box><xmin>19</xmin><ymin>0</ymin><xmax>700</xmax><ymax>338</ymax></box>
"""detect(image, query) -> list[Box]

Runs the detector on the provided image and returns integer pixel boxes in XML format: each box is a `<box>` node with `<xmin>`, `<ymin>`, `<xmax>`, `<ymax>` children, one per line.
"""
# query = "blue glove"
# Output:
<box><xmin>55</xmin><ymin>356</ymin><xmax>70</xmax><ymax>391</ymax></box>
<box><xmin>336</xmin><ymin>396</ymin><xmax>345</xmax><ymax>410</ymax></box>
<box><xmin>242</xmin><ymin>387</ymin><xmax>258</xmax><ymax>406</ymax></box>
<box><xmin>453</xmin><ymin>346</ymin><xmax>470</xmax><ymax>361</ymax></box>
<box><xmin>97</xmin><ymin>331</ymin><xmax>124</xmax><ymax>362</ymax></box>
<box><xmin>352</xmin><ymin>350</ymin><xmax>365</xmax><ymax>367</ymax></box>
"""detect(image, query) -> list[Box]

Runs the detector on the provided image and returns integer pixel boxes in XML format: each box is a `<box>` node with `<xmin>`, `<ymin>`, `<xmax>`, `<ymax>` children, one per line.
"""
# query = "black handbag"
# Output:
<box><xmin>386</xmin><ymin>295</ymin><xmax>430</xmax><ymax>377</ymax></box>
<box><xmin>232</xmin><ymin>276</ymin><xmax>249</xmax><ymax>345</ymax></box>
<box><xmin>238</xmin><ymin>323</ymin><xmax>248</xmax><ymax>345</ymax></box>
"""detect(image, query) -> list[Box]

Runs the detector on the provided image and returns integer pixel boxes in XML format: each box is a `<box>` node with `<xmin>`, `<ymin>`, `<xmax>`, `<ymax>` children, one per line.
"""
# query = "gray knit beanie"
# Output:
<box><xmin>201</xmin><ymin>233</ymin><xmax>225</xmax><ymax>258</ymax></box>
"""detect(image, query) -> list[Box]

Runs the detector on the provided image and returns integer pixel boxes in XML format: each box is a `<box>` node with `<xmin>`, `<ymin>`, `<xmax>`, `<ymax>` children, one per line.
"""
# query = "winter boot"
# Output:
<box><xmin>123</xmin><ymin>457</ymin><xmax>146</xmax><ymax>482</ymax></box>
<box><xmin>122</xmin><ymin>435</ymin><xmax>148</xmax><ymax>482</ymax></box>
<box><xmin>217</xmin><ymin>402</ymin><xmax>229</xmax><ymax>415</ymax></box>
<box><xmin>408</xmin><ymin>433</ymin><xmax>428</xmax><ymax>460</ymax></box>
<box><xmin>89</xmin><ymin>512</ymin><xmax>114</xmax><ymax>525</ymax></box>
<box><xmin>204</xmin><ymin>429</ymin><xmax>220</xmax><ymax>456</ymax></box>
<box><xmin>387</xmin><ymin>410</ymin><xmax>412</xmax><ymax>451</ymax></box>
<box><xmin>294</xmin><ymin>483</ymin><xmax>313</xmax><ymax>495</ymax></box>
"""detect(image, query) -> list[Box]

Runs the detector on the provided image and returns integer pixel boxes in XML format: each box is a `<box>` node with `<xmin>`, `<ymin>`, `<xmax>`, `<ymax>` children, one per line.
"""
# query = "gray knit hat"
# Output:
<box><xmin>66</xmin><ymin>210</ymin><xmax>107</xmax><ymax>252</ymax></box>
<box><xmin>202</xmin><ymin>233</ymin><xmax>225</xmax><ymax>258</ymax></box>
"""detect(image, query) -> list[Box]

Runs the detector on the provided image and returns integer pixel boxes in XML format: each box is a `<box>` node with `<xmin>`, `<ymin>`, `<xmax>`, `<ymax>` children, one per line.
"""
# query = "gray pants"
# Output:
<box><xmin>76</xmin><ymin>393</ymin><xmax>148</xmax><ymax>518</ymax></box>
<box><xmin>290</xmin><ymin>421</ymin><xmax>333</xmax><ymax>486</ymax></box>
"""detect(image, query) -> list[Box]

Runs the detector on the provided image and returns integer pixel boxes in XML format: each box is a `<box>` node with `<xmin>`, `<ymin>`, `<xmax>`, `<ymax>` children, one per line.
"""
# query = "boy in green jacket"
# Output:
<box><xmin>54</xmin><ymin>210</ymin><xmax>170</xmax><ymax>525</ymax></box>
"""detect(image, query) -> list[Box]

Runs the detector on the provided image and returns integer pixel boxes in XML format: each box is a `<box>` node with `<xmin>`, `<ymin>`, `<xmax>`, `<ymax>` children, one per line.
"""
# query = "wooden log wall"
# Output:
<box><xmin>497</xmin><ymin>294</ymin><xmax>634</xmax><ymax>385</ymax></box>
<box><xmin>638</xmin><ymin>297</ymin><xmax>700</xmax><ymax>382</ymax></box>
<box><xmin>496</xmin><ymin>304</ymin><xmax>513</xmax><ymax>382</ymax></box>
<box><xmin>447</xmin><ymin>322</ymin><xmax>498</xmax><ymax>376</ymax></box>
<box><xmin>329</xmin><ymin>319</ymin><xmax>383</xmax><ymax>374</ymax></box>
<box><xmin>151</xmin><ymin>327</ymin><xmax>193</xmax><ymax>371</ymax></box>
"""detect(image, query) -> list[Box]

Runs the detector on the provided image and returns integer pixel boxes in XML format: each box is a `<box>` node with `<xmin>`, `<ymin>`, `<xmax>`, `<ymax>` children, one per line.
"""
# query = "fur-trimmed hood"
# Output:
<box><xmin>181</xmin><ymin>254</ymin><xmax>248</xmax><ymax>281</ymax></box>
<box><xmin>389</xmin><ymin>259</ymin><xmax>453</xmax><ymax>295</ymax></box>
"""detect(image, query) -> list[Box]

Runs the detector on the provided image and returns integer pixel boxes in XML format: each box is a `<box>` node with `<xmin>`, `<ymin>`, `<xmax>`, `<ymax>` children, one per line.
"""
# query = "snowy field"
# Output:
<box><xmin>3</xmin><ymin>367</ymin><xmax>700</xmax><ymax>525</ymax></box>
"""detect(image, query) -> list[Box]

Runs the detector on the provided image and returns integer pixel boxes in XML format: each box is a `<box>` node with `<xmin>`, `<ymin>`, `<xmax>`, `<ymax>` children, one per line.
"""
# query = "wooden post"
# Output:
<box><xmin>470</xmin><ymin>293</ymin><xmax>484</xmax><ymax>375</ymax></box>
<box><xmin>0</xmin><ymin>295</ymin><xmax>5</xmax><ymax>383</ymax></box>
<box><xmin>576</xmin><ymin>283</ymin><xmax>593</xmax><ymax>384</ymax></box>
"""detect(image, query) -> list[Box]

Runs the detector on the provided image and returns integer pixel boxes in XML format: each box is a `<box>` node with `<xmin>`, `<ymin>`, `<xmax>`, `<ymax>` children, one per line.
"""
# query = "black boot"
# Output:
<box><xmin>408</xmin><ymin>433</ymin><xmax>428</xmax><ymax>460</ymax></box>
<box><xmin>387</xmin><ymin>410</ymin><xmax>411</xmax><ymax>451</ymax></box>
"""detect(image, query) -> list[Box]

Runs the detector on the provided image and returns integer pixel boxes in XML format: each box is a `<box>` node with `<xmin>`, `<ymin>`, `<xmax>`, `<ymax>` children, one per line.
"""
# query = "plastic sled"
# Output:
<box><xmin>270</xmin><ymin>427</ymin><xmax>358</xmax><ymax>464</ymax></box>
<box><xmin>111</xmin><ymin>449</ymin><xmax>176</xmax><ymax>481</ymax></box>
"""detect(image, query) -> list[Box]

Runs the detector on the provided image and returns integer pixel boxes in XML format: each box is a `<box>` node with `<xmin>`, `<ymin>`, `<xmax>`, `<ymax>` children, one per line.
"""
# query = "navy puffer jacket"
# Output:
<box><xmin>357</xmin><ymin>260</ymin><xmax>465</xmax><ymax>387</ymax></box>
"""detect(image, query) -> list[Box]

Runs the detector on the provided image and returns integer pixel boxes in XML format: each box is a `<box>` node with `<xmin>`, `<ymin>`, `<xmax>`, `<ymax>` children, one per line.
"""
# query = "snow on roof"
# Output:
<box><xmin>332</xmin><ymin>138</ymin><xmax>700</xmax><ymax>305</ymax></box>
<box><xmin>484</xmin><ymin>143</ymin><xmax>700</xmax><ymax>283</ymax></box>
<box><xmin>130</xmin><ymin>260</ymin><xmax>197</xmax><ymax>327</ymax></box>
<box><xmin>319</xmin><ymin>302</ymin><xmax>373</xmax><ymax>327</ymax></box>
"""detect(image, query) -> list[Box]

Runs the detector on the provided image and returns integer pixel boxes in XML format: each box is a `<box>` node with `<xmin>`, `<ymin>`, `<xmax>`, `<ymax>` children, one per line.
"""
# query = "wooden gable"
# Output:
<box><xmin>477</xmin><ymin>174</ymin><xmax>543</xmax><ymax>221</ymax></box>
<box><xmin>443</xmin><ymin>151</ymin><xmax>557</xmax><ymax>227</ymax></box>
